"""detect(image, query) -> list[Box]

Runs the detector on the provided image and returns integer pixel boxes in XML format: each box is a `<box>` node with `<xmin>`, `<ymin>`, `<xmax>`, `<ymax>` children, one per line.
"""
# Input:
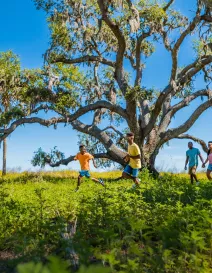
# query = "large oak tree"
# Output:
<box><xmin>0</xmin><ymin>0</ymin><xmax>212</xmax><ymax>173</ymax></box>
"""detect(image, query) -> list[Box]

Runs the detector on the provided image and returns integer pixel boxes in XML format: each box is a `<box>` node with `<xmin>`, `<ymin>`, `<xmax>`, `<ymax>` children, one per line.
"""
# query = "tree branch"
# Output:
<box><xmin>176</xmin><ymin>134</ymin><xmax>208</xmax><ymax>153</ymax></box>
<box><xmin>144</xmin><ymin>55</ymin><xmax>212</xmax><ymax>137</ymax></box>
<box><xmin>97</xmin><ymin>0</ymin><xmax>127</xmax><ymax>93</ymax></box>
<box><xmin>158</xmin><ymin>89</ymin><xmax>211</xmax><ymax>133</ymax></box>
<box><xmin>71</xmin><ymin>120</ymin><xmax>126</xmax><ymax>164</ymax></box>
<box><xmin>162</xmin><ymin>98</ymin><xmax>212</xmax><ymax>141</ymax></box>
<box><xmin>101</xmin><ymin>125</ymin><xmax>124</xmax><ymax>138</ymax></box>
<box><xmin>201</xmin><ymin>14</ymin><xmax>212</xmax><ymax>23</ymax></box>
<box><xmin>163</xmin><ymin>0</ymin><xmax>175</xmax><ymax>11</ymax></box>
<box><xmin>0</xmin><ymin>117</ymin><xmax>66</xmax><ymax>141</ymax></box>
<box><xmin>170</xmin><ymin>89</ymin><xmax>211</xmax><ymax>116</ymax></box>
<box><xmin>135</xmin><ymin>30</ymin><xmax>154</xmax><ymax>86</ymax></box>
<box><xmin>0</xmin><ymin>100</ymin><xmax>127</xmax><ymax>141</ymax></box>
<box><xmin>170</xmin><ymin>14</ymin><xmax>201</xmax><ymax>81</ymax></box>
<box><xmin>46</xmin><ymin>153</ymin><xmax>111</xmax><ymax>167</ymax></box>
<box><xmin>53</xmin><ymin>55</ymin><xmax>115</xmax><ymax>68</ymax></box>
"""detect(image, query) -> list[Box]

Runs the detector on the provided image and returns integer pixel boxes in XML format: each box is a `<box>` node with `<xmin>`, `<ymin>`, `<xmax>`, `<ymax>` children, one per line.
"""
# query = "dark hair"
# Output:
<box><xmin>208</xmin><ymin>141</ymin><xmax>212</xmax><ymax>155</ymax></box>
<box><xmin>79</xmin><ymin>144</ymin><xmax>85</xmax><ymax>149</ymax></box>
<box><xmin>126</xmin><ymin>132</ymin><xmax>134</xmax><ymax>137</ymax></box>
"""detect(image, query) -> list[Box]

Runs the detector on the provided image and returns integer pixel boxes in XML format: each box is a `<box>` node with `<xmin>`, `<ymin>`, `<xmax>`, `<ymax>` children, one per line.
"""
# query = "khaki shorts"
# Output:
<box><xmin>188</xmin><ymin>166</ymin><xmax>197</xmax><ymax>175</ymax></box>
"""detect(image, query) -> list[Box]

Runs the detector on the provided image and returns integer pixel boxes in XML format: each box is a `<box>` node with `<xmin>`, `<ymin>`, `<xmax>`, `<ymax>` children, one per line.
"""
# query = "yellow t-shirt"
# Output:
<box><xmin>74</xmin><ymin>152</ymin><xmax>94</xmax><ymax>170</ymax></box>
<box><xmin>128</xmin><ymin>143</ymin><xmax>141</xmax><ymax>169</ymax></box>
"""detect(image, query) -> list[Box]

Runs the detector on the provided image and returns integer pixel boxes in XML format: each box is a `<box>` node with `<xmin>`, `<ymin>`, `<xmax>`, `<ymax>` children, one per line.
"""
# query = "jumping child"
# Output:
<box><xmin>115</xmin><ymin>132</ymin><xmax>141</xmax><ymax>186</ymax></box>
<box><xmin>74</xmin><ymin>145</ymin><xmax>104</xmax><ymax>191</ymax></box>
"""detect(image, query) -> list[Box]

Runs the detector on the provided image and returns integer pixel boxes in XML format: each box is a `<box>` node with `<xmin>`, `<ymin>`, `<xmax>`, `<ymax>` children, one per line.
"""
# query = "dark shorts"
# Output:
<box><xmin>124</xmin><ymin>165</ymin><xmax>139</xmax><ymax>178</ymax></box>
<box><xmin>207</xmin><ymin>164</ymin><xmax>212</xmax><ymax>171</ymax></box>
<box><xmin>79</xmin><ymin>170</ymin><xmax>91</xmax><ymax>178</ymax></box>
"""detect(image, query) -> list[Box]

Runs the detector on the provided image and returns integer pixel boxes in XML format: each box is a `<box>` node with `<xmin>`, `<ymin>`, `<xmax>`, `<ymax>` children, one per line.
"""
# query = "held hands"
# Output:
<box><xmin>202</xmin><ymin>163</ymin><xmax>206</xmax><ymax>168</ymax></box>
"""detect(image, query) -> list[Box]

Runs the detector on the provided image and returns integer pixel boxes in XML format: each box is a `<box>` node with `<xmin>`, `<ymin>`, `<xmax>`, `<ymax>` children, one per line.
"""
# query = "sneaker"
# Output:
<box><xmin>131</xmin><ymin>184</ymin><xmax>137</xmax><ymax>189</ymax></box>
<box><xmin>99</xmin><ymin>179</ymin><xmax>105</xmax><ymax>186</ymax></box>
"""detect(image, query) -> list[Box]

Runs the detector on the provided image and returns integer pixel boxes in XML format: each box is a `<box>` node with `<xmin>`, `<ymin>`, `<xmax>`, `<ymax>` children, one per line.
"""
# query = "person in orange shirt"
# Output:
<box><xmin>74</xmin><ymin>144</ymin><xmax>104</xmax><ymax>191</ymax></box>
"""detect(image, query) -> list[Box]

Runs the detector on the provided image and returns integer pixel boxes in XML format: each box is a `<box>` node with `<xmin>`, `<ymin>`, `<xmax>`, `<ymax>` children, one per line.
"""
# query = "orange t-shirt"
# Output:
<box><xmin>74</xmin><ymin>152</ymin><xmax>94</xmax><ymax>170</ymax></box>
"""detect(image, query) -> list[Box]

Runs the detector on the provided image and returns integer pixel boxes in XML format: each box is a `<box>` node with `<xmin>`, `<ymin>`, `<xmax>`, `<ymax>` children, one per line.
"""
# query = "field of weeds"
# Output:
<box><xmin>0</xmin><ymin>170</ymin><xmax>211</xmax><ymax>273</ymax></box>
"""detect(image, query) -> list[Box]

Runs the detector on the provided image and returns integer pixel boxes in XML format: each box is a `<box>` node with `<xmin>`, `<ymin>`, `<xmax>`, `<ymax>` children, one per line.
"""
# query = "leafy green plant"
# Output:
<box><xmin>0</xmin><ymin>171</ymin><xmax>212</xmax><ymax>272</ymax></box>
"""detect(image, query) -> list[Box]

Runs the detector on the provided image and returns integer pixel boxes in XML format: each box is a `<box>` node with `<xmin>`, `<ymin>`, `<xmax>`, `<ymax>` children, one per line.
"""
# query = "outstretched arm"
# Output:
<box><xmin>92</xmin><ymin>158</ymin><xmax>97</xmax><ymax>168</ymax></box>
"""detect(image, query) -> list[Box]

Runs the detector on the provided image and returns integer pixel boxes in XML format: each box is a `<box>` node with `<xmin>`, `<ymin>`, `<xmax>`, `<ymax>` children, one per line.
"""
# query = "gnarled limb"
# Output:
<box><xmin>101</xmin><ymin>125</ymin><xmax>124</xmax><ymax>138</ymax></box>
<box><xmin>159</xmin><ymin>89</ymin><xmax>211</xmax><ymax>133</ymax></box>
<box><xmin>170</xmin><ymin>13</ymin><xmax>201</xmax><ymax>81</ymax></box>
<box><xmin>45</xmin><ymin>153</ymin><xmax>111</xmax><ymax>167</ymax></box>
<box><xmin>176</xmin><ymin>134</ymin><xmax>208</xmax><ymax>153</ymax></box>
<box><xmin>0</xmin><ymin>100</ymin><xmax>127</xmax><ymax>141</ymax></box>
<box><xmin>71</xmin><ymin>119</ymin><xmax>126</xmax><ymax>165</ymax></box>
<box><xmin>135</xmin><ymin>29</ymin><xmax>154</xmax><ymax>87</ymax></box>
<box><xmin>0</xmin><ymin>117</ymin><xmax>66</xmax><ymax>141</ymax></box>
<box><xmin>162</xmin><ymin>98</ymin><xmax>212</xmax><ymax>141</ymax></box>
<box><xmin>97</xmin><ymin>0</ymin><xmax>127</xmax><ymax>94</ymax></box>
<box><xmin>177</xmin><ymin>56</ymin><xmax>211</xmax><ymax>79</ymax></box>
<box><xmin>53</xmin><ymin>55</ymin><xmax>115</xmax><ymax>68</ymax></box>
<box><xmin>170</xmin><ymin>89</ymin><xmax>211</xmax><ymax>116</ymax></box>
<box><xmin>144</xmin><ymin>55</ymin><xmax>212</xmax><ymax>137</ymax></box>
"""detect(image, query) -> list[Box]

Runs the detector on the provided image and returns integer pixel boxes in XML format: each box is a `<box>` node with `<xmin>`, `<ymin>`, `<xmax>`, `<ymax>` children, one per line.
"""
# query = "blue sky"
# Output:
<box><xmin>0</xmin><ymin>0</ymin><xmax>211</xmax><ymax>172</ymax></box>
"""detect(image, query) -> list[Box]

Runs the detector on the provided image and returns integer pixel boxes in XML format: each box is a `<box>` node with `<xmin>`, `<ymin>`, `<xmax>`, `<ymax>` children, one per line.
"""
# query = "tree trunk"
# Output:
<box><xmin>2</xmin><ymin>135</ymin><xmax>7</xmax><ymax>176</ymax></box>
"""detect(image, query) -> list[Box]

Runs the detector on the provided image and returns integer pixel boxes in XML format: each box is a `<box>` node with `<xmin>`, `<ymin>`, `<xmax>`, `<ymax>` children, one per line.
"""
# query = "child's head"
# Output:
<box><xmin>207</xmin><ymin>141</ymin><xmax>212</xmax><ymax>155</ymax></box>
<box><xmin>79</xmin><ymin>144</ymin><xmax>86</xmax><ymax>154</ymax></box>
<box><xmin>188</xmin><ymin>141</ymin><xmax>193</xmax><ymax>149</ymax></box>
<box><xmin>126</xmin><ymin>132</ymin><xmax>134</xmax><ymax>143</ymax></box>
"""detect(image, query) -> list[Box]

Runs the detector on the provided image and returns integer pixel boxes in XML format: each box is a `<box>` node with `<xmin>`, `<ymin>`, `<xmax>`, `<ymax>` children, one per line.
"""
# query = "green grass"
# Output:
<box><xmin>0</xmin><ymin>170</ymin><xmax>212</xmax><ymax>273</ymax></box>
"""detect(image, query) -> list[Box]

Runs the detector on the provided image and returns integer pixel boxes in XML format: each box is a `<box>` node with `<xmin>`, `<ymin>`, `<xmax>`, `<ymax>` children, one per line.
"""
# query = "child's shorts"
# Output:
<box><xmin>207</xmin><ymin>164</ymin><xmax>212</xmax><ymax>171</ymax></box>
<box><xmin>79</xmin><ymin>170</ymin><xmax>91</xmax><ymax>178</ymax></box>
<box><xmin>123</xmin><ymin>165</ymin><xmax>139</xmax><ymax>178</ymax></box>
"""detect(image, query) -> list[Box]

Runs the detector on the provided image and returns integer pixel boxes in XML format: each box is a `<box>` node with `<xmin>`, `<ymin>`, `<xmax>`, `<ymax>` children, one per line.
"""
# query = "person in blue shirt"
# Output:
<box><xmin>184</xmin><ymin>142</ymin><xmax>204</xmax><ymax>185</ymax></box>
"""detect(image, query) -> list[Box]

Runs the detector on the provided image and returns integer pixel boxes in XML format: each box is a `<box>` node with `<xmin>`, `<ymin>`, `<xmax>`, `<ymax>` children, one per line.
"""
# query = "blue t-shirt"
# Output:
<box><xmin>186</xmin><ymin>148</ymin><xmax>200</xmax><ymax>167</ymax></box>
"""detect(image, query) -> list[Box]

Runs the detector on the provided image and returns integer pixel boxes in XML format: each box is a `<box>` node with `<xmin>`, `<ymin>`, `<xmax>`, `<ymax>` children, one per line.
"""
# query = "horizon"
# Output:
<box><xmin>0</xmin><ymin>0</ymin><xmax>211</xmax><ymax>173</ymax></box>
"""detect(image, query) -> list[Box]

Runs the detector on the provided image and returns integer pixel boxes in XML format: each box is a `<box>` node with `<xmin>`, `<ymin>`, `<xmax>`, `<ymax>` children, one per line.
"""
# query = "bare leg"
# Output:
<box><xmin>91</xmin><ymin>177</ymin><xmax>104</xmax><ymax>186</ymax></box>
<box><xmin>76</xmin><ymin>176</ymin><xmax>83</xmax><ymax>189</ymax></box>
<box><xmin>190</xmin><ymin>174</ymin><xmax>194</xmax><ymax>185</ymax></box>
<box><xmin>207</xmin><ymin>170</ymin><xmax>212</xmax><ymax>181</ymax></box>
<box><xmin>192</xmin><ymin>173</ymin><xmax>198</xmax><ymax>182</ymax></box>
<box><xmin>117</xmin><ymin>172</ymin><xmax>140</xmax><ymax>185</ymax></box>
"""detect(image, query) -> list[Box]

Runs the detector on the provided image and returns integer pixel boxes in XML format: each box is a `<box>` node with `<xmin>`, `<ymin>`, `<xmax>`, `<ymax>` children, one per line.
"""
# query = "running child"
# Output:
<box><xmin>115</xmin><ymin>132</ymin><xmax>141</xmax><ymax>185</ymax></box>
<box><xmin>74</xmin><ymin>145</ymin><xmax>104</xmax><ymax>190</ymax></box>
<box><xmin>202</xmin><ymin>141</ymin><xmax>212</xmax><ymax>181</ymax></box>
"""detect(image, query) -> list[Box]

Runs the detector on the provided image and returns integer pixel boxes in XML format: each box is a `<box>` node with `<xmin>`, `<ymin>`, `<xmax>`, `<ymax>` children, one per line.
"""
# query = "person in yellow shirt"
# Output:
<box><xmin>74</xmin><ymin>145</ymin><xmax>104</xmax><ymax>191</ymax></box>
<box><xmin>116</xmin><ymin>132</ymin><xmax>141</xmax><ymax>185</ymax></box>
